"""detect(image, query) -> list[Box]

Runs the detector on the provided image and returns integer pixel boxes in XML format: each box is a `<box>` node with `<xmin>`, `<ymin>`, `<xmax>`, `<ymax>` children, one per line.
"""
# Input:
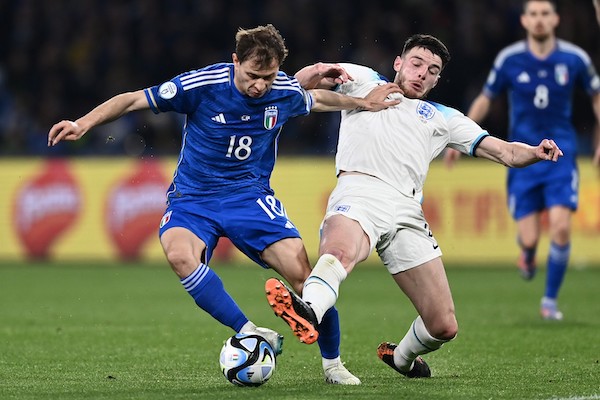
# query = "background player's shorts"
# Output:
<box><xmin>324</xmin><ymin>174</ymin><xmax>442</xmax><ymax>275</ymax></box>
<box><xmin>158</xmin><ymin>189</ymin><xmax>301</xmax><ymax>268</ymax></box>
<box><xmin>507</xmin><ymin>167</ymin><xmax>578</xmax><ymax>220</ymax></box>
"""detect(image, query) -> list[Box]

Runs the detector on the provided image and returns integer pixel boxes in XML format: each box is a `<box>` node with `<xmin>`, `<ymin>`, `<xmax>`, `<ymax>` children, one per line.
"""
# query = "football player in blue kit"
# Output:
<box><xmin>47</xmin><ymin>24</ymin><xmax>399</xmax><ymax>384</ymax></box>
<box><xmin>445</xmin><ymin>0</ymin><xmax>600</xmax><ymax>320</ymax></box>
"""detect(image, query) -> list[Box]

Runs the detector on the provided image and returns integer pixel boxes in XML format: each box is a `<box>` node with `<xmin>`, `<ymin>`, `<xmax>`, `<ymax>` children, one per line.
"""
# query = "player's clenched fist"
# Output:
<box><xmin>536</xmin><ymin>138</ymin><xmax>563</xmax><ymax>162</ymax></box>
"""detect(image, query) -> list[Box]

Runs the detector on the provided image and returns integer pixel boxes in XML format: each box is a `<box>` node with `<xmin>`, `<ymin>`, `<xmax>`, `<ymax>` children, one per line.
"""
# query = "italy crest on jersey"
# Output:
<box><xmin>264</xmin><ymin>106</ymin><xmax>278</xmax><ymax>130</ymax></box>
<box><xmin>555</xmin><ymin>64</ymin><xmax>569</xmax><ymax>86</ymax></box>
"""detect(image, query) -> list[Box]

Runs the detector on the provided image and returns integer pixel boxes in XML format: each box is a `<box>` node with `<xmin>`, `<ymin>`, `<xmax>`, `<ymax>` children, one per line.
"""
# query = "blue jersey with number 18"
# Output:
<box><xmin>144</xmin><ymin>63</ymin><xmax>312</xmax><ymax>198</ymax></box>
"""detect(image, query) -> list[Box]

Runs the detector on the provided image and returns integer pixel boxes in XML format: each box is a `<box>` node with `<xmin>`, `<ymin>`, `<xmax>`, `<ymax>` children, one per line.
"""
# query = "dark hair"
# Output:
<box><xmin>522</xmin><ymin>0</ymin><xmax>557</xmax><ymax>13</ymax></box>
<box><xmin>235</xmin><ymin>24</ymin><xmax>288</xmax><ymax>68</ymax></box>
<box><xmin>401</xmin><ymin>34</ymin><xmax>451</xmax><ymax>69</ymax></box>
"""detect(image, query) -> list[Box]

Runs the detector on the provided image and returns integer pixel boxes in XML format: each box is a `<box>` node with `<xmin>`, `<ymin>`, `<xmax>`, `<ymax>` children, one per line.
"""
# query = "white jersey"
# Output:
<box><xmin>335</xmin><ymin>63</ymin><xmax>488</xmax><ymax>198</ymax></box>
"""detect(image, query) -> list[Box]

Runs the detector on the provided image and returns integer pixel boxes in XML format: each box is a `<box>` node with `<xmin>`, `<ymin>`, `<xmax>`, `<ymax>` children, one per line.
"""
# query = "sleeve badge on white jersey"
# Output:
<box><xmin>159</xmin><ymin>82</ymin><xmax>177</xmax><ymax>99</ymax></box>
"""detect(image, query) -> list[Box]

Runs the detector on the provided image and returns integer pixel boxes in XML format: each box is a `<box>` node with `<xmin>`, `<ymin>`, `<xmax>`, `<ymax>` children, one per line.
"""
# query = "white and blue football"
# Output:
<box><xmin>219</xmin><ymin>333</ymin><xmax>276</xmax><ymax>387</ymax></box>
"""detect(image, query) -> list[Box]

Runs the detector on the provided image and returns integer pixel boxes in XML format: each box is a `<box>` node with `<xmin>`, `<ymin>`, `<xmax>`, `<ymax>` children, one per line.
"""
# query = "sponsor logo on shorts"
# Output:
<box><xmin>284</xmin><ymin>220</ymin><xmax>296</xmax><ymax>229</ymax></box>
<box><xmin>335</xmin><ymin>205</ymin><xmax>351</xmax><ymax>212</ymax></box>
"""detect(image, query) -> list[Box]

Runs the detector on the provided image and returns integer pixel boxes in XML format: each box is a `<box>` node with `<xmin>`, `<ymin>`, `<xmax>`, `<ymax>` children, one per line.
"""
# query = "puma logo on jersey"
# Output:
<box><xmin>211</xmin><ymin>113</ymin><xmax>226</xmax><ymax>124</ymax></box>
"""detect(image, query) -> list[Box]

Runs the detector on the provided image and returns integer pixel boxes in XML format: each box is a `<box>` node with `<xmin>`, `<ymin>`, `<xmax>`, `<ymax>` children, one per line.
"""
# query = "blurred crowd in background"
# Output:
<box><xmin>1</xmin><ymin>0</ymin><xmax>599</xmax><ymax>157</ymax></box>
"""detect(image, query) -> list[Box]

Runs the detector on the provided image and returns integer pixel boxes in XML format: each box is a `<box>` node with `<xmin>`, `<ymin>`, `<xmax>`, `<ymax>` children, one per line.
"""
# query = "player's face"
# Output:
<box><xmin>232</xmin><ymin>53</ymin><xmax>280</xmax><ymax>98</ymax></box>
<box><xmin>392</xmin><ymin>47</ymin><xmax>442</xmax><ymax>99</ymax></box>
<box><xmin>521</xmin><ymin>1</ymin><xmax>558</xmax><ymax>41</ymax></box>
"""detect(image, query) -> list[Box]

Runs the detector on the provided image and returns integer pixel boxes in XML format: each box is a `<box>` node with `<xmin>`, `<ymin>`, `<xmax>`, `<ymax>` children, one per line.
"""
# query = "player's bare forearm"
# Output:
<box><xmin>476</xmin><ymin>136</ymin><xmax>563</xmax><ymax>167</ymax></box>
<box><xmin>309</xmin><ymin>84</ymin><xmax>400</xmax><ymax>112</ymax></box>
<box><xmin>48</xmin><ymin>90</ymin><xmax>148</xmax><ymax>146</ymax></box>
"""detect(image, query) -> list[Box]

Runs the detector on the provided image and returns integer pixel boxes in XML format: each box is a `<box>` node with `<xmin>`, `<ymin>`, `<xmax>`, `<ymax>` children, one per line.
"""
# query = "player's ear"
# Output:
<box><xmin>232</xmin><ymin>53</ymin><xmax>239</xmax><ymax>65</ymax></box>
<box><xmin>393</xmin><ymin>55</ymin><xmax>403</xmax><ymax>72</ymax></box>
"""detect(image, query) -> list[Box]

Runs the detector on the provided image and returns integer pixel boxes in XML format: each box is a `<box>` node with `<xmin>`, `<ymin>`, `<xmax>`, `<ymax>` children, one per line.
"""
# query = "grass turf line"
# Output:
<box><xmin>0</xmin><ymin>261</ymin><xmax>598</xmax><ymax>400</ymax></box>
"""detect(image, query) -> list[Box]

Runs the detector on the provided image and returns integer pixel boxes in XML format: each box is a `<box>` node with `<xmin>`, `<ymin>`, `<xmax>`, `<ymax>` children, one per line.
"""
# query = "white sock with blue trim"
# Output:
<box><xmin>394</xmin><ymin>316</ymin><xmax>448</xmax><ymax>371</ymax></box>
<box><xmin>302</xmin><ymin>254</ymin><xmax>347</xmax><ymax>324</ymax></box>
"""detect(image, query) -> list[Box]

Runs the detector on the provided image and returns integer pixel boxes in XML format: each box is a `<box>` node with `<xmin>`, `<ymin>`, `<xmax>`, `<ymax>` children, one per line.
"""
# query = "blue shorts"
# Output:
<box><xmin>159</xmin><ymin>188</ymin><xmax>300</xmax><ymax>268</ymax></box>
<box><xmin>158</xmin><ymin>189</ymin><xmax>301</xmax><ymax>268</ymax></box>
<box><xmin>507</xmin><ymin>164</ymin><xmax>578</xmax><ymax>220</ymax></box>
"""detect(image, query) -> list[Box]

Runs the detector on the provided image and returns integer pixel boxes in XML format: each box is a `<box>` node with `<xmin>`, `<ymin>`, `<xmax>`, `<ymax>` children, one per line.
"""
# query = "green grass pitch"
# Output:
<box><xmin>1</xmin><ymin>261</ymin><xmax>599</xmax><ymax>400</ymax></box>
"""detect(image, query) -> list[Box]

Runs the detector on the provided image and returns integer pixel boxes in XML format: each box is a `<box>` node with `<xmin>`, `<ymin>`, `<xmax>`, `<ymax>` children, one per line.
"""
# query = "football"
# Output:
<box><xmin>219</xmin><ymin>332</ymin><xmax>276</xmax><ymax>387</ymax></box>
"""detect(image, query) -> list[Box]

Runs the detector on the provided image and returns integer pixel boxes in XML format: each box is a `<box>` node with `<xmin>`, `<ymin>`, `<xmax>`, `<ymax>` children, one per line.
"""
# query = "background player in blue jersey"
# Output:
<box><xmin>47</xmin><ymin>24</ymin><xmax>399</xmax><ymax>385</ymax></box>
<box><xmin>444</xmin><ymin>0</ymin><xmax>600</xmax><ymax>320</ymax></box>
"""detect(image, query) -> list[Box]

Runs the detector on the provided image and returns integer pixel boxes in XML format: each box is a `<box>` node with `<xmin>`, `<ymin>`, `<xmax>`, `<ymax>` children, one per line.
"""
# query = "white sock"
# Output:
<box><xmin>394</xmin><ymin>316</ymin><xmax>449</xmax><ymax>371</ymax></box>
<box><xmin>322</xmin><ymin>356</ymin><xmax>342</xmax><ymax>370</ymax></box>
<box><xmin>239</xmin><ymin>321</ymin><xmax>256</xmax><ymax>333</ymax></box>
<box><xmin>302</xmin><ymin>254</ymin><xmax>347</xmax><ymax>323</ymax></box>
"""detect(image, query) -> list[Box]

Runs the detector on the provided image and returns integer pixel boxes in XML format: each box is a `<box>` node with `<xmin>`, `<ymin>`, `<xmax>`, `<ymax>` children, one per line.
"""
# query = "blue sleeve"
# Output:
<box><xmin>144</xmin><ymin>71</ymin><xmax>200</xmax><ymax>115</ymax></box>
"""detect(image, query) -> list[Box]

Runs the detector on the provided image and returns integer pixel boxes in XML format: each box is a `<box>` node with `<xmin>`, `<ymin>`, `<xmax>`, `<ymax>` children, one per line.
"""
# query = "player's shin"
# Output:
<box><xmin>302</xmin><ymin>254</ymin><xmax>347</xmax><ymax>323</ymax></box>
<box><xmin>181</xmin><ymin>263</ymin><xmax>247</xmax><ymax>331</ymax></box>
<box><xmin>394</xmin><ymin>315</ymin><xmax>453</xmax><ymax>371</ymax></box>
<box><xmin>545</xmin><ymin>241</ymin><xmax>570</xmax><ymax>299</ymax></box>
<box><xmin>317</xmin><ymin>307</ymin><xmax>341</xmax><ymax>359</ymax></box>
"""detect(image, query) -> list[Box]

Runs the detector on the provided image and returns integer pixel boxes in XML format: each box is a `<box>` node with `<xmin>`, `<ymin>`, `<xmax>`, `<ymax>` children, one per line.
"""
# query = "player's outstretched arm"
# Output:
<box><xmin>309</xmin><ymin>83</ymin><xmax>400</xmax><ymax>112</ymax></box>
<box><xmin>475</xmin><ymin>136</ymin><xmax>563</xmax><ymax>168</ymax></box>
<box><xmin>48</xmin><ymin>90</ymin><xmax>149</xmax><ymax>146</ymax></box>
<box><xmin>295</xmin><ymin>63</ymin><xmax>353</xmax><ymax>90</ymax></box>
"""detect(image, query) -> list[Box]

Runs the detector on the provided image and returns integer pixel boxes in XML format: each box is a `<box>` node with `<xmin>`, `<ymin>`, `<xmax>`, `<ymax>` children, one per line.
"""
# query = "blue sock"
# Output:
<box><xmin>545</xmin><ymin>242</ymin><xmax>570</xmax><ymax>299</ymax></box>
<box><xmin>522</xmin><ymin>246</ymin><xmax>537</xmax><ymax>266</ymax></box>
<box><xmin>316</xmin><ymin>306</ymin><xmax>341</xmax><ymax>359</ymax></box>
<box><xmin>518</xmin><ymin>237</ymin><xmax>537</xmax><ymax>266</ymax></box>
<box><xmin>181</xmin><ymin>264</ymin><xmax>248</xmax><ymax>332</ymax></box>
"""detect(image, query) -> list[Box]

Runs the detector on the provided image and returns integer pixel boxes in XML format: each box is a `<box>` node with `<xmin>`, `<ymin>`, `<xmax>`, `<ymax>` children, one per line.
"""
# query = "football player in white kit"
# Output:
<box><xmin>266</xmin><ymin>34</ymin><xmax>563</xmax><ymax>379</ymax></box>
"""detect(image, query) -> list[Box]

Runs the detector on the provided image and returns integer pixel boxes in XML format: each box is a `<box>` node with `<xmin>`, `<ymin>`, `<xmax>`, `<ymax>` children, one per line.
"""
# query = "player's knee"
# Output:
<box><xmin>164</xmin><ymin>247</ymin><xmax>196</xmax><ymax>278</ymax></box>
<box><xmin>320</xmin><ymin>249</ymin><xmax>353</xmax><ymax>270</ymax></box>
<box><xmin>552</xmin><ymin>225</ymin><xmax>570</xmax><ymax>245</ymax></box>
<box><xmin>429</xmin><ymin>315</ymin><xmax>458</xmax><ymax>341</ymax></box>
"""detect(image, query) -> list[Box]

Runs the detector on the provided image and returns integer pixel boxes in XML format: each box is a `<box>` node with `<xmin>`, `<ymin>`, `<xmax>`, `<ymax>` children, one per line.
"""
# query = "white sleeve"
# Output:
<box><xmin>446</xmin><ymin>111</ymin><xmax>489</xmax><ymax>156</ymax></box>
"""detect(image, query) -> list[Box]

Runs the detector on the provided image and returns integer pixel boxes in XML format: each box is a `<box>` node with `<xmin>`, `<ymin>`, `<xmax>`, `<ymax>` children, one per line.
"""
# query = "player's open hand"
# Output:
<box><xmin>48</xmin><ymin>120</ymin><xmax>85</xmax><ymax>146</ymax></box>
<box><xmin>536</xmin><ymin>138</ymin><xmax>563</xmax><ymax>162</ymax></box>
<box><xmin>363</xmin><ymin>83</ymin><xmax>403</xmax><ymax>110</ymax></box>
<box><xmin>314</xmin><ymin>63</ymin><xmax>354</xmax><ymax>85</ymax></box>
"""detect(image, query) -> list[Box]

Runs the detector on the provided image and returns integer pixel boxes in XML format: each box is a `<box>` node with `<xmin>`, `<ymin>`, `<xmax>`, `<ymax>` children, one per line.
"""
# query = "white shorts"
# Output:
<box><xmin>324</xmin><ymin>174</ymin><xmax>442</xmax><ymax>274</ymax></box>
